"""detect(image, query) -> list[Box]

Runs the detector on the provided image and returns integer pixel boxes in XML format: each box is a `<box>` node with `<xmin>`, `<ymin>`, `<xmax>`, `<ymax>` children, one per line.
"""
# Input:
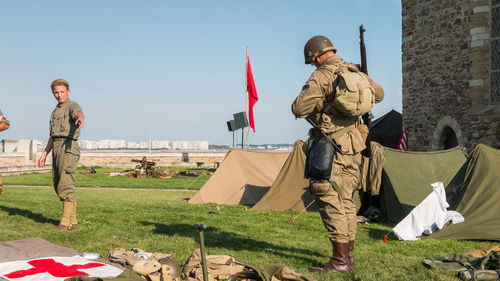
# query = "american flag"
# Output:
<box><xmin>398</xmin><ymin>127</ymin><xmax>408</xmax><ymax>151</ymax></box>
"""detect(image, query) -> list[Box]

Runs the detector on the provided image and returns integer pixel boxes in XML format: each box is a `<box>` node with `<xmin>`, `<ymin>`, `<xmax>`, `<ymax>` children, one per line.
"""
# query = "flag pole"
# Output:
<box><xmin>246</xmin><ymin>45</ymin><xmax>249</xmax><ymax>148</ymax></box>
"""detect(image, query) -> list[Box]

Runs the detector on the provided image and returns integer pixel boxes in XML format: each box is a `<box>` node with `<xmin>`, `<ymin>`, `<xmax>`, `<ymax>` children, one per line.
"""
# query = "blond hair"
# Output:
<box><xmin>51</xmin><ymin>79</ymin><xmax>70</xmax><ymax>91</ymax></box>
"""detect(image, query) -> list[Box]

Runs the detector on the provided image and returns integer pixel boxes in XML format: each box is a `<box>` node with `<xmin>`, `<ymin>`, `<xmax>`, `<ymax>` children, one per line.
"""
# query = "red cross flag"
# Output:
<box><xmin>0</xmin><ymin>256</ymin><xmax>122</xmax><ymax>281</ymax></box>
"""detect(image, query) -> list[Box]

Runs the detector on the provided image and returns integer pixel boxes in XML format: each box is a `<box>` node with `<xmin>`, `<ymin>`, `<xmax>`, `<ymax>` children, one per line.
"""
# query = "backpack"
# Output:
<box><xmin>330</xmin><ymin>66</ymin><xmax>375</xmax><ymax>117</ymax></box>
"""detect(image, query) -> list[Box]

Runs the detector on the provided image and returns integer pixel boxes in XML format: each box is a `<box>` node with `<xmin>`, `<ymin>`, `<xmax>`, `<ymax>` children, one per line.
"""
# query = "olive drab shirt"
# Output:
<box><xmin>292</xmin><ymin>55</ymin><xmax>384</xmax><ymax>155</ymax></box>
<box><xmin>50</xmin><ymin>99</ymin><xmax>82</xmax><ymax>140</ymax></box>
<box><xmin>0</xmin><ymin>109</ymin><xmax>9</xmax><ymax>126</ymax></box>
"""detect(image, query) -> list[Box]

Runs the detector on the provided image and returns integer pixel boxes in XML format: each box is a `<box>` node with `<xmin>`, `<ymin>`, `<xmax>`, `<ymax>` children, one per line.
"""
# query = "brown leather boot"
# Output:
<box><xmin>308</xmin><ymin>242</ymin><xmax>351</xmax><ymax>274</ymax></box>
<box><xmin>56</xmin><ymin>201</ymin><xmax>74</xmax><ymax>231</ymax></box>
<box><xmin>348</xmin><ymin>240</ymin><xmax>355</xmax><ymax>267</ymax></box>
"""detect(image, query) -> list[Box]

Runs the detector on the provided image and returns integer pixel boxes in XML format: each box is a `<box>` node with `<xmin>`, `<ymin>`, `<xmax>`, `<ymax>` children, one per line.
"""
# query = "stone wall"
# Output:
<box><xmin>0</xmin><ymin>150</ymin><xmax>227</xmax><ymax>174</ymax></box>
<box><xmin>402</xmin><ymin>0</ymin><xmax>499</xmax><ymax>151</ymax></box>
<box><xmin>468</xmin><ymin>0</ymin><xmax>500</xmax><ymax>149</ymax></box>
<box><xmin>0</xmin><ymin>154</ymin><xmax>27</xmax><ymax>166</ymax></box>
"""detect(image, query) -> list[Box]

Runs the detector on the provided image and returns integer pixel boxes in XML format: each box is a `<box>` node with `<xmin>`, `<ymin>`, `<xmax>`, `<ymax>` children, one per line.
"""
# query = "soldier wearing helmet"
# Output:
<box><xmin>292</xmin><ymin>35</ymin><xmax>384</xmax><ymax>274</ymax></box>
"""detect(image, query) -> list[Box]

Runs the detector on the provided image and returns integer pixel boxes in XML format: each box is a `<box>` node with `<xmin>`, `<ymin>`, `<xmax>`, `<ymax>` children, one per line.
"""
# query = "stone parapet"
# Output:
<box><xmin>1</xmin><ymin>150</ymin><xmax>228</xmax><ymax>170</ymax></box>
<box><xmin>0</xmin><ymin>153</ymin><xmax>27</xmax><ymax>167</ymax></box>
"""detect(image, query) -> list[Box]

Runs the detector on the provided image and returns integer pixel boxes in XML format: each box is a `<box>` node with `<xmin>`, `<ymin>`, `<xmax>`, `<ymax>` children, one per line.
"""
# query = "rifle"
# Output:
<box><xmin>359</xmin><ymin>24</ymin><xmax>373</xmax><ymax>158</ymax></box>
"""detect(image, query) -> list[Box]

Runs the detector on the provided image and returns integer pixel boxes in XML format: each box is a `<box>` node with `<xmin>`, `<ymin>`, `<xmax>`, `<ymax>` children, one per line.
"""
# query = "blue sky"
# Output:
<box><xmin>0</xmin><ymin>0</ymin><xmax>402</xmax><ymax>145</ymax></box>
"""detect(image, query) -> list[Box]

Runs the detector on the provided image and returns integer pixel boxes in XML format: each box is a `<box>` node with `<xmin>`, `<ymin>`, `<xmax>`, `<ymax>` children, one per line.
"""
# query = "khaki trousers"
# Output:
<box><xmin>52</xmin><ymin>139</ymin><xmax>79</xmax><ymax>202</ymax></box>
<box><xmin>309</xmin><ymin>152</ymin><xmax>361</xmax><ymax>243</ymax></box>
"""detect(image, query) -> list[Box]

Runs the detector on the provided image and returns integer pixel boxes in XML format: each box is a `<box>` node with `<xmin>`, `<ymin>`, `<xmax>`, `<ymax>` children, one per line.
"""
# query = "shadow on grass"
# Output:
<box><xmin>0</xmin><ymin>205</ymin><xmax>59</xmax><ymax>225</ymax></box>
<box><xmin>139</xmin><ymin>221</ymin><xmax>322</xmax><ymax>264</ymax></box>
<box><xmin>367</xmin><ymin>222</ymin><xmax>398</xmax><ymax>240</ymax></box>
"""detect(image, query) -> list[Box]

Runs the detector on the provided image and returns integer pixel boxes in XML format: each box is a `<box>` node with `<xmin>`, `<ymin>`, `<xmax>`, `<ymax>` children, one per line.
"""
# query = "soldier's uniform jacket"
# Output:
<box><xmin>292</xmin><ymin>55</ymin><xmax>384</xmax><ymax>155</ymax></box>
<box><xmin>0</xmin><ymin>108</ymin><xmax>9</xmax><ymax>126</ymax></box>
<box><xmin>423</xmin><ymin>251</ymin><xmax>500</xmax><ymax>281</ymax></box>
<box><xmin>50</xmin><ymin>99</ymin><xmax>82</xmax><ymax>140</ymax></box>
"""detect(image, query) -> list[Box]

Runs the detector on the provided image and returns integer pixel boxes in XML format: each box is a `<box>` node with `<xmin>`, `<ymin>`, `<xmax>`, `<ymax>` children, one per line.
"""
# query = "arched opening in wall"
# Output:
<box><xmin>442</xmin><ymin>126</ymin><xmax>458</xmax><ymax>149</ymax></box>
<box><xmin>431</xmin><ymin>116</ymin><xmax>464</xmax><ymax>151</ymax></box>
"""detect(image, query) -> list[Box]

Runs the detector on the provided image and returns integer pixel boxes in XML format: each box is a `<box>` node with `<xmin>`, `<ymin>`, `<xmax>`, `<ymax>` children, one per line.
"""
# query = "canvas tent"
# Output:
<box><xmin>370</xmin><ymin>110</ymin><xmax>402</xmax><ymax>149</ymax></box>
<box><xmin>188</xmin><ymin>147</ymin><xmax>289</xmax><ymax>205</ymax></box>
<box><xmin>252</xmin><ymin>140</ymin><xmax>318</xmax><ymax>211</ymax></box>
<box><xmin>426</xmin><ymin>144</ymin><xmax>500</xmax><ymax>240</ymax></box>
<box><xmin>380</xmin><ymin>146</ymin><xmax>466</xmax><ymax>223</ymax></box>
<box><xmin>252</xmin><ymin>140</ymin><xmax>468</xmax><ymax>223</ymax></box>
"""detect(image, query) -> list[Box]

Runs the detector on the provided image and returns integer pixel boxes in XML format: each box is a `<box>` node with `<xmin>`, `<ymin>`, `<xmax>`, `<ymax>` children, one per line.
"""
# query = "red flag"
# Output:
<box><xmin>398</xmin><ymin>127</ymin><xmax>408</xmax><ymax>151</ymax></box>
<box><xmin>246</xmin><ymin>55</ymin><xmax>258</xmax><ymax>132</ymax></box>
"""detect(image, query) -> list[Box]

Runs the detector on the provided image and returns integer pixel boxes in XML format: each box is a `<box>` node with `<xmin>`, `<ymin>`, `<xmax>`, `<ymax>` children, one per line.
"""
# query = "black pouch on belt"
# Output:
<box><xmin>304</xmin><ymin>133</ymin><xmax>335</xmax><ymax>181</ymax></box>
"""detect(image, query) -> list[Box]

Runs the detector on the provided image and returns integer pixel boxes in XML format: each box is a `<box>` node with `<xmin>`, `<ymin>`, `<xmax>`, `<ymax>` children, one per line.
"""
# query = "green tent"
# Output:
<box><xmin>427</xmin><ymin>144</ymin><xmax>500</xmax><ymax>240</ymax></box>
<box><xmin>380</xmin><ymin>147</ymin><xmax>466</xmax><ymax>223</ymax></box>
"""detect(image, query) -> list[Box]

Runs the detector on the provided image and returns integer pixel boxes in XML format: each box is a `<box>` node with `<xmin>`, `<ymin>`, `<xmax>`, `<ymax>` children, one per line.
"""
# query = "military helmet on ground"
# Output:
<box><xmin>304</xmin><ymin>35</ymin><xmax>336</xmax><ymax>64</ymax></box>
<box><xmin>158</xmin><ymin>257</ymin><xmax>182</xmax><ymax>278</ymax></box>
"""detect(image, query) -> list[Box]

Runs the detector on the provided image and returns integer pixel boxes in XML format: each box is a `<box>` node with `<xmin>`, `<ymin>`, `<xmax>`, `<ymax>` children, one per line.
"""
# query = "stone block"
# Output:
<box><xmin>469</xmin><ymin>79</ymin><xmax>484</xmax><ymax>87</ymax></box>
<box><xmin>473</xmin><ymin>6</ymin><xmax>490</xmax><ymax>13</ymax></box>
<box><xmin>470</xmin><ymin>14</ymin><xmax>489</xmax><ymax>26</ymax></box>
<box><xmin>402</xmin><ymin>35</ymin><xmax>414</xmax><ymax>43</ymax></box>
<box><xmin>470</xmin><ymin>26</ymin><xmax>487</xmax><ymax>35</ymax></box>
<box><xmin>471</xmin><ymin>132</ymin><xmax>481</xmax><ymax>139</ymax></box>
<box><xmin>471</xmin><ymin>40</ymin><xmax>485</xmax><ymax>48</ymax></box>
<box><xmin>471</xmin><ymin>32</ymin><xmax>490</xmax><ymax>41</ymax></box>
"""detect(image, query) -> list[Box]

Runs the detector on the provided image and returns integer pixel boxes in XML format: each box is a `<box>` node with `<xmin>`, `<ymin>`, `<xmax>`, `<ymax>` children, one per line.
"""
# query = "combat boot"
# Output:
<box><xmin>308</xmin><ymin>242</ymin><xmax>351</xmax><ymax>274</ymax></box>
<box><xmin>56</xmin><ymin>201</ymin><xmax>74</xmax><ymax>231</ymax></box>
<box><xmin>71</xmin><ymin>201</ymin><xmax>78</xmax><ymax>226</ymax></box>
<box><xmin>348</xmin><ymin>240</ymin><xmax>355</xmax><ymax>267</ymax></box>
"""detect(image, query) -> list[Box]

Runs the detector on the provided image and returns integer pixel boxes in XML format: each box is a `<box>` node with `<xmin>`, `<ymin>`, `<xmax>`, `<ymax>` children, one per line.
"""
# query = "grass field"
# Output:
<box><xmin>2</xmin><ymin>166</ymin><xmax>211</xmax><ymax>190</ymax></box>
<box><xmin>0</xmin><ymin>172</ymin><xmax>496</xmax><ymax>281</ymax></box>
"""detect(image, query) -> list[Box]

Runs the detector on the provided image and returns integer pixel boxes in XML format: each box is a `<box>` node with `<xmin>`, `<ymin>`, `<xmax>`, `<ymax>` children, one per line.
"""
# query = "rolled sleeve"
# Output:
<box><xmin>69</xmin><ymin>102</ymin><xmax>83</xmax><ymax>119</ymax></box>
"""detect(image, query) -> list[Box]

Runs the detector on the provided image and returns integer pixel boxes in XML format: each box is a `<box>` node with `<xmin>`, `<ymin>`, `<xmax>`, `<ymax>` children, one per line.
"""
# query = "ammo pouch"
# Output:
<box><xmin>304</xmin><ymin>133</ymin><xmax>336</xmax><ymax>181</ymax></box>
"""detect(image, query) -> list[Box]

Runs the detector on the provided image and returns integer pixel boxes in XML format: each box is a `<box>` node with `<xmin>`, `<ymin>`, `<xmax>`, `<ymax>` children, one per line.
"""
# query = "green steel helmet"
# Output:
<box><xmin>304</xmin><ymin>35</ymin><xmax>337</xmax><ymax>64</ymax></box>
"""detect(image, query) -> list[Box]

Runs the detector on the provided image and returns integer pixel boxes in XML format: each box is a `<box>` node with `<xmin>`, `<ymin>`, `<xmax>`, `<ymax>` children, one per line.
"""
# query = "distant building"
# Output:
<box><xmin>152</xmin><ymin>140</ymin><xmax>171</xmax><ymax>149</ymax></box>
<box><xmin>126</xmin><ymin>141</ymin><xmax>140</xmax><ymax>149</ymax></box>
<box><xmin>78</xmin><ymin>139</ymin><xmax>208</xmax><ymax>150</ymax></box>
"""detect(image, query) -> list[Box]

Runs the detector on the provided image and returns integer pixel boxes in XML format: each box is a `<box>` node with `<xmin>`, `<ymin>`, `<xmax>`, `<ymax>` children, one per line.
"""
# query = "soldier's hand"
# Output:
<box><xmin>74</xmin><ymin>112</ymin><xmax>85</xmax><ymax>128</ymax></box>
<box><xmin>38</xmin><ymin>154</ymin><xmax>46</xmax><ymax>168</ymax></box>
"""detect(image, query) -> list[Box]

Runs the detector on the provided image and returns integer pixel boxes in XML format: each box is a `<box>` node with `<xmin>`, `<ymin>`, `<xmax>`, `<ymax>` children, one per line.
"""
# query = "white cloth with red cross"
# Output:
<box><xmin>0</xmin><ymin>256</ymin><xmax>122</xmax><ymax>281</ymax></box>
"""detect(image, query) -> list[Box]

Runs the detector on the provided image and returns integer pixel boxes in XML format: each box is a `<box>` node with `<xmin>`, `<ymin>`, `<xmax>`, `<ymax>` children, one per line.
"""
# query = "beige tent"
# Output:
<box><xmin>252</xmin><ymin>140</ymin><xmax>318</xmax><ymax>211</ymax></box>
<box><xmin>188</xmin><ymin>147</ymin><xmax>290</xmax><ymax>205</ymax></box>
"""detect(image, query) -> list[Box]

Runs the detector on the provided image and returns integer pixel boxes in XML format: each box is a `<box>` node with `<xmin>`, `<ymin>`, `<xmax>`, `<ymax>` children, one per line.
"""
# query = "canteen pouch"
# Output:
<box><xmin>304</xmin><ymin>133</ymin><xmax>335</xmax><ymax>181</ymax></box>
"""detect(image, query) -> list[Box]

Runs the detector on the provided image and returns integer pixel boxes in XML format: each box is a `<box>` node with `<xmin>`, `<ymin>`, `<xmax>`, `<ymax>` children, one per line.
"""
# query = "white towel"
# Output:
<box><xmin>393</xmin><ymin>182</ymin><xmax>464</xmax><ymax>241</ymax></box>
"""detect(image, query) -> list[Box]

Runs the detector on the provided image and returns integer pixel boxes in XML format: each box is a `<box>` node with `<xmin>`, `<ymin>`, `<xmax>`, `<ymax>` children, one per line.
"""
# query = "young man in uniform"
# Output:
<box><xmin>292</xmin><ymin>35</ymin><xmax>384</xmax><ymax>274</ymax></box>
<box><xmin>0</xmin><ymin>108</ymin><xmax>10</xmax><ymax>196</ymax></box>
<box><xmin>38</xmin><ymin>79</ymin><xmax>85</xmax><ymax>231</ymax></box>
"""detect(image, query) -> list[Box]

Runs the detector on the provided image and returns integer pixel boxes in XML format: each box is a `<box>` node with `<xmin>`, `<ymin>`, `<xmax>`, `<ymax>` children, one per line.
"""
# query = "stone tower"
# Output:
<box><xmin>402</xmin><ymin>0</ymin><xmax>499</xmax><ymax>151</ymax></box>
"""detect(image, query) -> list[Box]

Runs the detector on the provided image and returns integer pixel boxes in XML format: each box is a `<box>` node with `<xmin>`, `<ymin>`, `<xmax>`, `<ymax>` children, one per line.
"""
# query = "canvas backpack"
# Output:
<box><xmin>326</xmin><ymin>65</ymin><xmax>375</xmax><ymax>117</ymax></box>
